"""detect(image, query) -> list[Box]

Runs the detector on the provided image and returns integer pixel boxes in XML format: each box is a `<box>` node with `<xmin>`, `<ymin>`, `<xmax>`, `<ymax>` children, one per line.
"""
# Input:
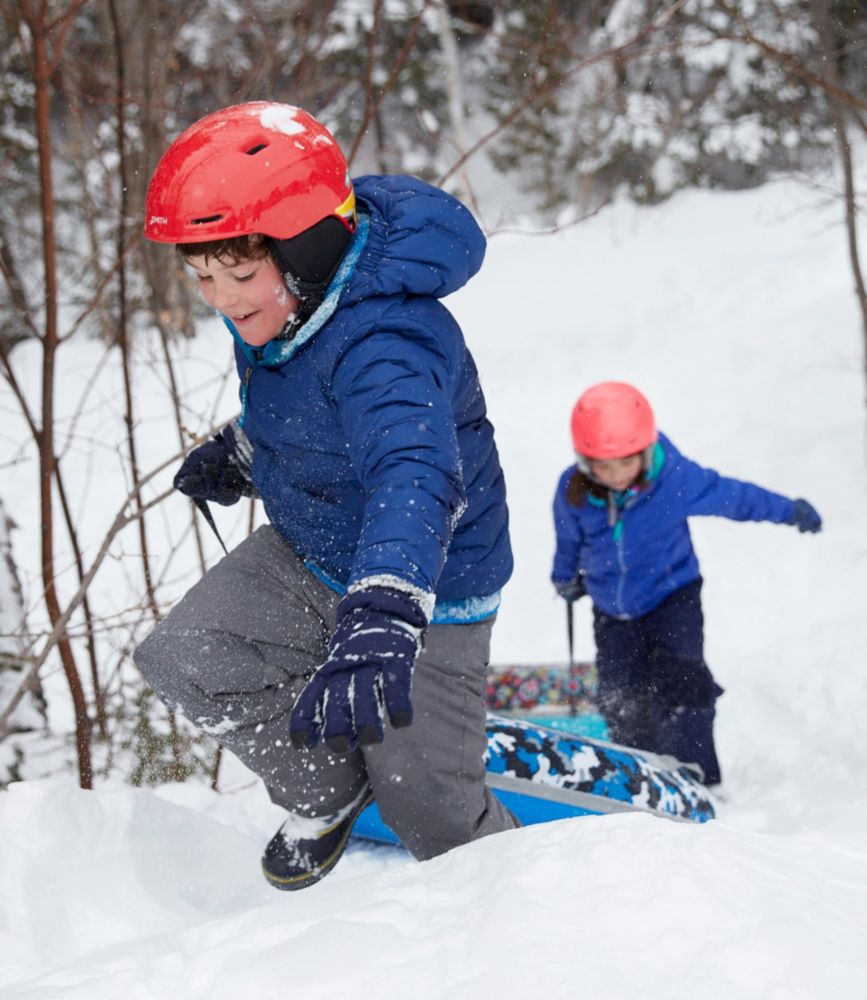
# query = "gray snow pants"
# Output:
<box><xmin>134</xmin><ymin>525</ymin><xmax>517</xmax><ymax>860</ymax></box>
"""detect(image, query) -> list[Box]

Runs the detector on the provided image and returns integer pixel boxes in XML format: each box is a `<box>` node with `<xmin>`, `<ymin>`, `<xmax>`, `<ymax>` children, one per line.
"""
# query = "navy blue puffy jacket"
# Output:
<box><xmin>551</xmin><ymin>433</ymin><xmax>796</xmax><ymax>619</ymax></box>
<box><xmin>226</xmin><ymin>176</ymin><xmax>512</xmax><ymax>604</ymax></box>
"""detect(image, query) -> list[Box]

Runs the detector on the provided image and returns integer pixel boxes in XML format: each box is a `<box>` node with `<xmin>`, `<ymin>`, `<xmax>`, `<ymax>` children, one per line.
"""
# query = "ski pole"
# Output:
<box><xmin>194</xmin><ymin>498</ymin><xmax>229</xmax><ymax>556</ymax></box>
<box><xmin>566</xmin><ymin>599</ymin><xmax>577</xmax><ymax>717</ymax></box>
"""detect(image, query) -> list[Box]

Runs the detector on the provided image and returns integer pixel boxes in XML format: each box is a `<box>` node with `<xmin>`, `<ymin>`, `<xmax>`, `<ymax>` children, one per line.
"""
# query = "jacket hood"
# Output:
<box><xmin>225</xmin><ymin>175</ymin><xmax>486</xmax><ymax>369</ymax></box>
<box><xmin>342</xmin><ymin>175</ymin><xmax>486</xmax><ymax>305</ymax></box>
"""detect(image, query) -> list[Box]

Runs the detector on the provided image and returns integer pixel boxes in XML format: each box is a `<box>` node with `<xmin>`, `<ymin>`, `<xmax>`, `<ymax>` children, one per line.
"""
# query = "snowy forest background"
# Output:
<box><xmin>1</xmin><ymin>0</ymin><xmax>866</xmax><ymax>793</ymax></box>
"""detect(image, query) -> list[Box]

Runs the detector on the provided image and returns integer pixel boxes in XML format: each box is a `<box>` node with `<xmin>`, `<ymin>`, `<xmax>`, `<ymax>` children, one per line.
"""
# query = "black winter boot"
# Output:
<box><xmin>261</xmin><ymin>788</ymin><xmax>374</xmax><ymax>891</ymax></box>
<box><xmin>654</xmin><ymin>706</ymin><xmax>722</xmax><ymax>786</ymax></box>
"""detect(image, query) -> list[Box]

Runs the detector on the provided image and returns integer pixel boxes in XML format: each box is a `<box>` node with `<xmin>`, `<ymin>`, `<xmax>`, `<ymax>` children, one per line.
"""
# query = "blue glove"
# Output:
<box><xmin>554</xmin><ymin>574</ymin><xmax>586</xmax><ymax>602</ymax></box>
<box><xmin>791</xmin><ymin>498</ymin><xmax>822</xmax><ymax>534</ymax></box>
<box><xmin>173</xmin><ymin>426</ymin><xmax>254</xmax><ymax>506</ymax></box>
<box><xmin>290</xmin><ymin>586</ymin><xmax>427</xmax><ymax>754</ymax></box>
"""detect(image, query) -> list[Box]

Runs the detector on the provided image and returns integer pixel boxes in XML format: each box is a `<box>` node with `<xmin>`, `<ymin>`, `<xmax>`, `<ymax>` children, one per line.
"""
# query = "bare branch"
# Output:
<box><xmin>62</xmin><ymin>232</ymin><xmax>143</xmax><ymax>342</ymax></box>
<box><xmin>0</xmin><ymin>221</ymin><xmax>41</xmax><ymax>341</ymax></box>
<box><xmin>0</xmin><ymin>460</ymin><xmax>180</xmax><ymax>733</ymax></box>
<box><xmin>487</xmin><ymin>196</ymin><xmax>611</xmax><ymax>239</ymax></box>
<box><xmin>46</xmin><ymin>0</ymin><xmax>90</xmax><ymax>63</ymax></box>
<box><xmin>0</xmin><ymin>338</ymin><xmax>41</xmax><ymax>443</ymax></box>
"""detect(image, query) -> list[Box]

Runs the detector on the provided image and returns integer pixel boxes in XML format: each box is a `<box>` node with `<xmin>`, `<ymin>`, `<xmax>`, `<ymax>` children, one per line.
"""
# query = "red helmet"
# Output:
<box><xmin>571</xmin><ymin>382</ymin><xmax>656</xmax><ymax>458</ymax></box>
<box><xmin>144</xmin><ymin>102</ymin><xmax>356</xmax><ymax>244</ymax></box>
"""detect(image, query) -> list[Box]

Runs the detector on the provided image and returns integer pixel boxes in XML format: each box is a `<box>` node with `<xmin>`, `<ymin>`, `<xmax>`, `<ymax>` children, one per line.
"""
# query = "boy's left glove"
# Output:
<box><xmin>173</xmin><ymin>423</ymin><xmax>255</xmax><ymax>506</ymax></box>
<box><xmin>790</xmin><ymin>498</ymin><xmax>822</xmax><ymax>534</ymax></box>
<box><xmin>289</xmin><ymin>586</ymin><xmax>428</xmax><ymax>754</ymax></box>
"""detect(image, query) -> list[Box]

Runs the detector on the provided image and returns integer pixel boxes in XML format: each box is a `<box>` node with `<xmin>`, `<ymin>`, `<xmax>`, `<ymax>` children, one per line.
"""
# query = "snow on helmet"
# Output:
<box><xmin>571</xmin><ymin>382</ymin><xmax>656</xmax><ymax>459</ymax></box>
<box><xmin>144</xmin><ymin>102</ymin><xmax>356</xmax><ymax>244</ymax></box>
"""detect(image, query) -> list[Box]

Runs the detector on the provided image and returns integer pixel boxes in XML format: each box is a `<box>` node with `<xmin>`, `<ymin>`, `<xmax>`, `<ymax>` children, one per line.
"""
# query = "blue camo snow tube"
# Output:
<box><xmin>352</xmin><ymin>714</ymin><xmax>715</xmax><ymax>845</ymax></box>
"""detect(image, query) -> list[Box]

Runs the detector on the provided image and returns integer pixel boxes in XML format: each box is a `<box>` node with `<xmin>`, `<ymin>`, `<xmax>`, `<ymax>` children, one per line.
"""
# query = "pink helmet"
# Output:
<box><xmin>571</xmin><ymin>382</ymin><xmax>656</xmax><ymax>458</ymax></box>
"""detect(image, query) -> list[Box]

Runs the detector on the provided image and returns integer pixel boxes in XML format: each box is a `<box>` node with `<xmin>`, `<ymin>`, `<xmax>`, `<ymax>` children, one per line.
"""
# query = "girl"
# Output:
<box><xmin>551</xmin><ymin>381</ymin><xmax>821</xmax><ymax>786</ymax></box>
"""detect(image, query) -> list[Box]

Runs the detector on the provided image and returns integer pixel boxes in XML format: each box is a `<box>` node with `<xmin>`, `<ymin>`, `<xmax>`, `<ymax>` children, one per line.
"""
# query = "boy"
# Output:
<box><xmin>135</xmin><ymin>102</ymin><xmax>517</xmax><ymax>889</ymax></box>
<box><xmin>551</xmin><ymin>381</ymin><xmax>822</xmax><ymax>786</ymax></box>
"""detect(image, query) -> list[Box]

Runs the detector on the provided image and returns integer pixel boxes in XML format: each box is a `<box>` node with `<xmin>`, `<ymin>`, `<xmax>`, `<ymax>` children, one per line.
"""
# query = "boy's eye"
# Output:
<box><xmin>234</xmin><ymin>272</ymin><xmax>256</xmax><ymax>283</ymax></box>
<box><xmin>195</xmin><ymin>274</ymin><xmax>212</xmax><ymax>283</ymax></box>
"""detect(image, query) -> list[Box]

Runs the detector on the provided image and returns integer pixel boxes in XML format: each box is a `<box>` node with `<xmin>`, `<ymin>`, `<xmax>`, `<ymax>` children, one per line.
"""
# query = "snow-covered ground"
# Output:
<box><xmin>2</xmin><ymin>173</ymin><xmax>866</xmax><ymax>998</ymax></box>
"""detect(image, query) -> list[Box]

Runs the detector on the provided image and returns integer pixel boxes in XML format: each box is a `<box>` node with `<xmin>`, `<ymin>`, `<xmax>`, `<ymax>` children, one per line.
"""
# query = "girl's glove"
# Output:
<box><xmin>289</xmin><ymin>586</ymin><xmax>428</xmax><ymax>754</ymax></box>
<box><xmin>790</xmin><ymin>498</ymin><xmax>822</xmax><ymax>534</ymax></box>
<box><xmin>173</xmin><ymin>424</ymin><xmax>255</xmax><ymax>506</ymax></box>
<box><xmin>554</xmin><ymin>574</ymin><xmax>586</xmax><ymax>603</ymax></box>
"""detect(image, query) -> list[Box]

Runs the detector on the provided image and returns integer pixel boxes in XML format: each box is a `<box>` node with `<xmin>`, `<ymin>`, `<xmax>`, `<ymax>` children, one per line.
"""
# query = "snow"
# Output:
<box><xmin>256</xmin><ymin>103</ymin><xmax>309</xmax><ymax>138</ymax></box>
<box><xmin>2</xmin><ymin>173</ymin><xmax>867</xmax><ymax>997</ymax></box>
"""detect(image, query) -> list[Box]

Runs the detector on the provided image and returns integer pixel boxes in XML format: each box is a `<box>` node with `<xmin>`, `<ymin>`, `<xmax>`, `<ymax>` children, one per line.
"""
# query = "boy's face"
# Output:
<box><xmin>187</xmin><ymin>252</ymin><xmax>299</xmax><ymax>347</ymax></box>
<box><xmin>587</xmin><ymin>453</ymin><xmax>643</xmax><ymax>491</ymax></box>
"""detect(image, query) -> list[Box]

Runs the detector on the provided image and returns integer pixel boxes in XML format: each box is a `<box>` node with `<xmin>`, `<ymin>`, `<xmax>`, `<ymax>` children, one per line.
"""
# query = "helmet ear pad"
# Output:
<box><xmin>267</xmin><ymin>217</ymin><xmax>353</xmax><ymax>302</ymax></box>
<box><xmin>640</xmin><ymin>442</ymin><xmax>655</xmax><ymax>473</ymax></box>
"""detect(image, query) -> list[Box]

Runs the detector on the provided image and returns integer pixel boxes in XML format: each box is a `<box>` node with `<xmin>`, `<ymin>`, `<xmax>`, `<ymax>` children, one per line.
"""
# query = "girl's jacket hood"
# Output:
<box><xmin>344</xmin><ymin>175</ymin><xmax>486</xmax><ymax>305</ymax></box>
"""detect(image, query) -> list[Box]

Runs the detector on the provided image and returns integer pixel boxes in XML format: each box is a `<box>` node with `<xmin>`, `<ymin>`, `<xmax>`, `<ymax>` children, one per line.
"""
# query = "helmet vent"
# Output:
<box><xmin>190</xmin><ymin>214</ymin><xmax>223</xmax><ymax>225</ymax></box>
<box><xmin>244</xmin><ymin>143</ymin><xmax>268</xmax><ymax>155</ymax></box>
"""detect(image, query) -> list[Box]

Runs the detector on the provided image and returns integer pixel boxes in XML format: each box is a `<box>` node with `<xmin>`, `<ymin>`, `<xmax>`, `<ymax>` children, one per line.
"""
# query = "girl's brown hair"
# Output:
<box><xmin>565</xmin><ymin>457</ymin><xmax>648</xmax><ymax>507</ymax></box>
<box><xmin>565</xmin><ymin>469</ymin><xmax>608</xmax><ymax>507</ymax></box>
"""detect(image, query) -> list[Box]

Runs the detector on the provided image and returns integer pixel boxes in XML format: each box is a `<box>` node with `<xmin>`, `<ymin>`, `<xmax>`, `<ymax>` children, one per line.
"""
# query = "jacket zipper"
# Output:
<box><xmin>240</xmin><ymin>366</ymin><xmax>252</xmax><ymax>426</ymax></box>
<box><xmin>614</xmin><ymin>516</ymin><xmax>627</xmax><ymax>617</ymax></box>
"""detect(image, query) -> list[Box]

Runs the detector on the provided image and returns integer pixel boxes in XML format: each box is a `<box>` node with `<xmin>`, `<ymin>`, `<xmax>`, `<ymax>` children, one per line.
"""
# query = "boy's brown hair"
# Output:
<box><xmin>176</xmin><ymin>234</ymin><xmax>270</xmax><ymax>265</ymax></box>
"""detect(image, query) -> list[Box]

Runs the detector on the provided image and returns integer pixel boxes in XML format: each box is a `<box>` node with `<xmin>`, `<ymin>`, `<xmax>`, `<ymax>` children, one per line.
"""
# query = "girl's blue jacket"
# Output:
<box><xmin>226</xmin><ymin>175</ymin><xmax>512</xmax><ymax>607</ymax></box>
<box><xmin>551</xmin><ymin>433</ymin><xmax>797</xmax><ymax>619</ymax></box>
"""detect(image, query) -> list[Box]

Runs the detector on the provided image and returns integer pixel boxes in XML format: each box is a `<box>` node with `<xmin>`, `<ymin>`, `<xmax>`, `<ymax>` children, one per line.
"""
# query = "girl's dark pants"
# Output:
<box><xmin>593</xmin><ymin>579</ymin><xmax>723</xmax><ymax>784</ymax></box>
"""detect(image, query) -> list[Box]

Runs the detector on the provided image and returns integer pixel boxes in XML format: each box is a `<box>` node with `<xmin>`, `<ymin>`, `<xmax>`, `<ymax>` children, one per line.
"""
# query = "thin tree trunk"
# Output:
<box><xmin>836</xmin><ymin>116</ymin><xmax>867</xmax><ymax>390</ymax></box>
<box><xmin>435</xmin><ymin>0</ymin><xmax>473</xmax><ymax>208</ymax></box>
<box><xmin>812</xmin><ymin>0</ymin><xmax>867</xmax><ymax>394</ymax></box>
<box><xmin>0</xmin><ymin>327</ymin><xmax>104</xmax><ymax>738</ymax></box>
<box><xmin>108</xmin><ymin>0</ymin><xmax>161</xmax><ymax>623</ymax></box>
<box><xmin>157</xmin><ymin>324</ymin><xmax>208</xmax><ymax>574</ymax></box>
<box><xmin>55</xmin><ymin>469</ymin><xmax>107</xmax><ymax>739</ymax></box>
<box><xmin>28</xmin><ymin>8</ymin><xmax>93</xmax><ymax>788</ymax></box>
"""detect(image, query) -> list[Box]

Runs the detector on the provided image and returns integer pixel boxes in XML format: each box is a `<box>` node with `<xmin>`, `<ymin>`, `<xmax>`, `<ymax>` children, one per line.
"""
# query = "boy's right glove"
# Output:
<box><xmin>554</xmin><ymin>575</ymin><xmax>586</xmax><ymax>603</ymax></box>
<box><xmin>790</xmin><ymin>498</ymin><xmax>822</xmax><ymax>534</ymax></box>
<box><xmin>174</xmin><ymin>425</ymin><xmax>255</xmax><ymax>506</ymax></box>
<box><xmin>289</xmin><ymin>585</ymin><xmax>428</xmax><ymax>754</ymax></box>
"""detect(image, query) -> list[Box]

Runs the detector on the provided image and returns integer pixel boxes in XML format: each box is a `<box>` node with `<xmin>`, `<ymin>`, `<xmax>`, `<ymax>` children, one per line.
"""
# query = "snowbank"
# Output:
<box><xmin>2</xmin><ymin>174</ymin><xmax>866</xmax><ymax>998</ymax></box>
